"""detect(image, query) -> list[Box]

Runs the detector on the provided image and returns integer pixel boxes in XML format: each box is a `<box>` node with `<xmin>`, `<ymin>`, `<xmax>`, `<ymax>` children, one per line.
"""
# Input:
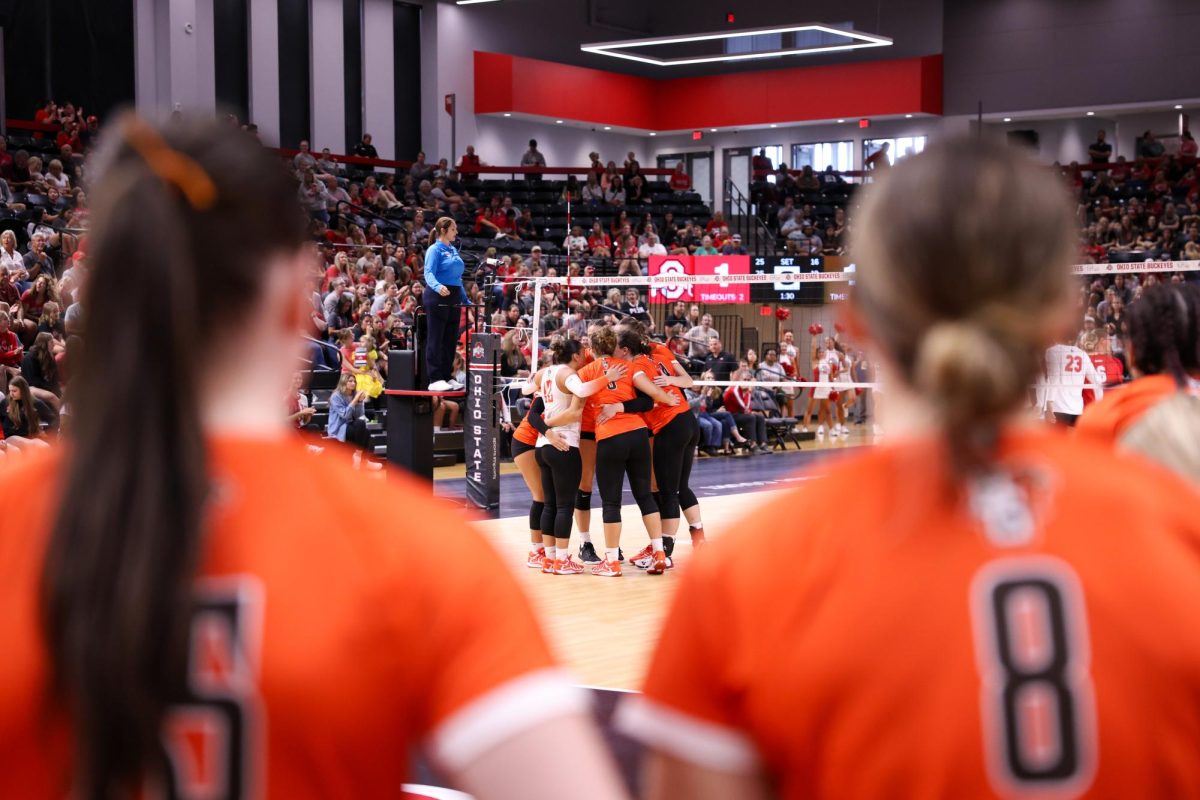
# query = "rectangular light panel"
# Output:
<box><xmin>581</xmin><ymin>23</ymin><xmax>892</xmax><ymax>67</ymax></box>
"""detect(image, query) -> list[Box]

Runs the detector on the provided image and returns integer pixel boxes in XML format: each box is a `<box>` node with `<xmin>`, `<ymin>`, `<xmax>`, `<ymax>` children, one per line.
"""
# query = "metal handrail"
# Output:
<box><xmin>724</xmin><ymin>177</ymin><xmax>778</xmax><ymax>257</ymax></box>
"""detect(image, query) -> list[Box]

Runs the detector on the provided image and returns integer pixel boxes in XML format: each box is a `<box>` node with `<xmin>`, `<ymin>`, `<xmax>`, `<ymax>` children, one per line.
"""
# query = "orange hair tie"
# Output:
<box><xmin>122</xmin><ymin>118</ymin><xmax>218</xmax><ymax>211</ymax></box>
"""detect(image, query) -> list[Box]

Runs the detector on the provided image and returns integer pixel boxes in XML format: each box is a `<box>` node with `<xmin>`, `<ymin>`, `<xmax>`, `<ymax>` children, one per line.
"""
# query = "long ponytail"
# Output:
<box><xmin>40</xmin><ymin>115</ymin><xmax>305</xmax><ymax>797</ymax></box>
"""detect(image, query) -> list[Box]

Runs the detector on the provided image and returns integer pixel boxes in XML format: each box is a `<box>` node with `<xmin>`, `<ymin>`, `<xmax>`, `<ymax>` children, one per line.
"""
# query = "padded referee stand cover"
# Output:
<box><xmin>466</xmin><ymin>333</ymin><xmax>500</xmax><ymax>510</ymax></box>
<box><xmin>386</xmin><ymin>350</ymin><xmax>434</xmax><ymax>481</ymax></box>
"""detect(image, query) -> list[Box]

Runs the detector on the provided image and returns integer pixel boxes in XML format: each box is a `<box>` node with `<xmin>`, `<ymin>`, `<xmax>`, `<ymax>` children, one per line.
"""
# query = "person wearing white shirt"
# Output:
<box><xmin>0</xmin><ymin>231</ymin><xmax>23</xmax><ymax>277</ymax></box>
<box><xmin>685</xmin><ymin>315</ymin><xmax>716</xmax><ymax>359</ymax></box>
<box><xmin>563</xmin><ymin>225</ymin><xmax>588</xmax><ymax>256</ymax></box>
<box><xmin>1039</xmin><ymin>341</ymin><xmax>1104</xmax><ymax>425</ymax></box>
<box><xmin>637</xmin><ymin>234</ymin><xmax>667</xmax><ymax>259</ymax></box>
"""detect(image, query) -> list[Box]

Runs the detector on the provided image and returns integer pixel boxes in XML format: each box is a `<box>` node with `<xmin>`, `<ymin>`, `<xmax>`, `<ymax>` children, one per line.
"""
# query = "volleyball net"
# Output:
<box><xmin>519</xmin><ymin>258</ymin><xmax>1200</xmax><ymax>392</ymax></box>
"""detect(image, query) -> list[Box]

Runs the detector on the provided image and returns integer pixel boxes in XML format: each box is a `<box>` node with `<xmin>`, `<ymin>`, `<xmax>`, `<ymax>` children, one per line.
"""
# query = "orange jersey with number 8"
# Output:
<box><xmin>621</xmin><ymin>428</ymin><xmax>1200</xmax><ymax>798</ymax></box>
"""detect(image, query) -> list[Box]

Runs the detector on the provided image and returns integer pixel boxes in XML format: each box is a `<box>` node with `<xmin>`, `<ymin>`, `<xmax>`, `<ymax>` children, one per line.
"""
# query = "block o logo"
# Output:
<box><xmin>649</xmin><ymin>256</ymin><xmax>693</xmax><ymax>303</ymax></box>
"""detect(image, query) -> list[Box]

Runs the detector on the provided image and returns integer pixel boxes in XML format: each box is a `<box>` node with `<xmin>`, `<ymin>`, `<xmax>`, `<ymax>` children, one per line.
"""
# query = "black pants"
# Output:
<box><xmin>596</xmin><ymin>428</ymin><xmax>657</xmax><ymax>524</ymax></box>
<box><xmin>652</xmin><ymin>412</ymin><xmax>700</xmax><ymax>521</ymax></box>
<box><xmin>422</xmin><ymin>285</ymin><xmax>461</xmax><ymax>383</ymax></box>
<box><xmin>539</xmin><ymin>445</ymin><xmax>582</xmax><ymax>541</ymax></box>
<box><xmin>733</xmin><ymin>412</ymin><xmax>767</xmax><ymax>444</ymax></box>
<box><xmin>345</xmin><ymin>417</ymin><xmax>372</xmax><ymax>453</ymax></box>
<box><xmin>1053</xmin><ymin>412</ymin><xmax>1079</xmax><ymax>427</ymax></box>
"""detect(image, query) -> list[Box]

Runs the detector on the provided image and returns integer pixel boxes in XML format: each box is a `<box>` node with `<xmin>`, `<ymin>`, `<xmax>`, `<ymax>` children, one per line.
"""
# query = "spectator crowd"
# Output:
<box><xmin>3</xmin><ymin>102</ymin><xmax>1197</xmax><ymax>460</ymax></box>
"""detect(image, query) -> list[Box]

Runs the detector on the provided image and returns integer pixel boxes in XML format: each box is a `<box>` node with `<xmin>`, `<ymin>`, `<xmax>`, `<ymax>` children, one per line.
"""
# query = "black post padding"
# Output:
<box><xmin>465</xmin><ymin>333</ymin><xmax>501</xmax><ymax>510</ymax></box>
<box><xmin>386</xmin><ymin>349</ymin><xmax>434</xmax><ymax>482</ymax></box>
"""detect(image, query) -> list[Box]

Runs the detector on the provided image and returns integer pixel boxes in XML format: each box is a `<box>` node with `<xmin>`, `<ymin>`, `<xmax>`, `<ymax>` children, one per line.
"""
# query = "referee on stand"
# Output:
<box><xmin>423</xmin><ymin>216</ymin><xmax>466</xmax><ymax>391</ymax></box>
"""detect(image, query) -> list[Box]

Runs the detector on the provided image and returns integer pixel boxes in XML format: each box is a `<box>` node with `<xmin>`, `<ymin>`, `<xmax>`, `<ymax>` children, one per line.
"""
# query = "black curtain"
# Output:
<box><xmin>343</xmin><ymin>0</ymin><xmax>362</xmax><ymax>151</ymax></box>
<box><xmin>393</xmin><ymin>1</ymin><xmax>420</xmax><ymax>161</ymax></box>
<box><xmin>277</xmin><ymin>0</ymin><xmax>311</xmax><ymax>148</ymax></box>
<box><xmin>214</xmin><ymin>0</ymin><xmax>250</xmax><ymax>123</ymax></box>
<box><xmin>3</xmin><ymin>0</ymin><xmax>134</xmax><ymax>121</ymax></box>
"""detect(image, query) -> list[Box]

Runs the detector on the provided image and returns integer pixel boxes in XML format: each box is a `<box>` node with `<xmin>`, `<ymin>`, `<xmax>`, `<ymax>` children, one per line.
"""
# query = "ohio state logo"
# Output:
<box><xmin>652</xmin><ymin>258</ymin><xmax>689</xmax><ymax>300</ymax></box>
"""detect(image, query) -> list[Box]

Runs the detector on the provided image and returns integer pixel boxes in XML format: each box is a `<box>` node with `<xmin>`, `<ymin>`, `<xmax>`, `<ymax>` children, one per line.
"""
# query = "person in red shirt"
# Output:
<box><xmin>458</xmin><ymin>145</ymin><xmax>482</xmax><ymax>180</ymax></box>
<box><xmin>669</xmin><ymin>163</ymin><xmax>691</xmax><ymax>192</ymax></box>
<box><xmin>33</xmin><ymin>101</ymin><xmax>57</xmax><ymax>124</ymax></box>
<box><xmin>474</xmin><ymin>196</ymin><xmax>507</xmax><ymax>236</ymax></box>
<box><xmin>705</xmin><ymin>210</ymin><xmax>727</xmax><ymax>236</ymax></box>
<box><xmin>751</xmin><ymin>148</ymin><xmax>773</xmax><ymax>181</ymax></box>
<box><xmin>0</xmin><ymin>115</ymin><xmax>629</xmax><ymax>800</ymax></box>
<box><xmin>621</xmin><ymin>137</ymin><xmax>1200</xmax><ymax>800</ymax></box>
<box><xmin>0</xmin><ymin>312</ymin><xmax>23</xmax><ymax>384</ymax></box>
<box><xmin>588</xmin><ymin>221</ymin><xmax>612</xmax><ymax>258</ymax></box>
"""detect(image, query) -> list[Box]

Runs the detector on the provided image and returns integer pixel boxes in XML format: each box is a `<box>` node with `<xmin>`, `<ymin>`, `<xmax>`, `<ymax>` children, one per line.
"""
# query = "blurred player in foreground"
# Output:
<box><xmin>0</xmin><ymin>116</ymin><xmax>627</xmax><ymax>800</ymax></box>
<box><xmin>620</xmin><ymin>139</ymin><xmax>1200</xmax><ymax>799</ymax></box>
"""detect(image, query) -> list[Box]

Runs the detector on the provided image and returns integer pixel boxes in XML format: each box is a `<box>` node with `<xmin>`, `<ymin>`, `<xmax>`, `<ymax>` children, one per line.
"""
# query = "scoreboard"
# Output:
<box><xmin>749</xmin><ymin>255</ymin><xmax>827</xmax><ymax>304</ymax></box>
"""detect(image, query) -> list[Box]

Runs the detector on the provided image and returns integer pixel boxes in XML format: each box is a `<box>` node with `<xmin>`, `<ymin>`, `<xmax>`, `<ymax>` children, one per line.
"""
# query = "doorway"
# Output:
<box><xmin>657</xmin><ymin>151</ymin><xmax>713</xmax><ymax>206</ymax></box>
<box><xmin>722</xmin><ymin>147</ymin><xmax>752</xmax><ymax>218</ymax></box>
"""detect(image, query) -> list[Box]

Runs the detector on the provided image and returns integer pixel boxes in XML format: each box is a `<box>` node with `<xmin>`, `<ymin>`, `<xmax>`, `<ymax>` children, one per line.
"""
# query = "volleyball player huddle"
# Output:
<box><xmin>516</xmin><ymin>322</ymin><xmax>707</xmax><ymax>577</ymax></box>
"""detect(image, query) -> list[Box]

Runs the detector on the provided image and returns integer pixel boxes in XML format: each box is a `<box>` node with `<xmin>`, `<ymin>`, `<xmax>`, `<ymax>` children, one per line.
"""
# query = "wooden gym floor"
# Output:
<box><xmin>462</xmin><ymin>427</ymin><xmax>877</xmax><ymax>691</ymax></box>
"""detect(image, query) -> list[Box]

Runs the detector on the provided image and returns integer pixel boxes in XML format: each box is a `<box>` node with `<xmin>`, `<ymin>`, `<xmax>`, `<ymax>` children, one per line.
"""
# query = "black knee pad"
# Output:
<box><xmin>529</xmin><ymin>501</ymin><xmax>545</xmax><ymax>532</ymax></box>
<box><xmin>658</xmin><ymin>491</ymin><xmax>681</xmax><ymax>520</ymax></box>
<box><xmin>574</xmin><ymin>490</ymin><xmax>592</xmax><ymax>511</ymax></box>
<box><xmin>679</xmin><ymin>488</ymin><xmax>698</xmax><ymax>510</ymax></box>
<box><xmin>633</xmin><ymin>491</ymin><xmax>659</xmax><ymax>518</ymax></box>
<box><xmin>601</xmin><ymin>501</ymin><xmax>623</xmax><ymax>524</ymax></box>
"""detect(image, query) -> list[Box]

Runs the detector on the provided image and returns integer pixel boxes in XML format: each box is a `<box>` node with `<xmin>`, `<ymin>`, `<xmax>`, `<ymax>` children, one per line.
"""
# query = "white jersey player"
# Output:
<box><xmin>1039</xmin><ymin>342</ymin><xmax>1104</xmax><ymax>423</ymax></box>
<box><xmin>536</xmin><ymin>363</ymin><xmax>582</xmax><ymax>449</ymax></box>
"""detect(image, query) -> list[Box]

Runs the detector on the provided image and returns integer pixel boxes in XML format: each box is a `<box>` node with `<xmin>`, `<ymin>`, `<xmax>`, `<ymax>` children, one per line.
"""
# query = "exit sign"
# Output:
<box><xmin>692</xmin><ymin>130</ymin><xmax>703</xmax><ymax>141</ymax></box>
<box><xmin>859</xmin><ymin>118</ymin><xmax>870</xmax><ymax>129</ymax></box>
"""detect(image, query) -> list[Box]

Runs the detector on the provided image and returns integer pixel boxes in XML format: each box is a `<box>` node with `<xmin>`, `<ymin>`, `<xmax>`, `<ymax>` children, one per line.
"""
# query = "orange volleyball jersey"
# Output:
<box><xmin>513</xmin><ymin>407</ymin><xmax>540</xmax><ymax>446</ymax></box>
<box><xmin>580</xmin><ymin>349</ymin><xmax>598</xmax><ymax>434</ymax></box>
<box><xmin>577</xmin><ymin>357</ymin><xmax>648</xmax><ymax>440</ymax></box>
<box><xmin>1075</xmin><ymin>374</ymin><xmax>1179</xmax><ymax>443</ymax></box>
<box><xmin>641</xmin><ymin>344</ymin><xmax>689</xmax><ymax>434</ymax></box>
<box><xmin>621</xmin><ymin>428</ymin><xmax>1200</xmax><ymax>799</ymax></box>
<box><xmin>0</xmin><ymin>437</ymin><xmax>568</xmax><ymax>798</ymax></box>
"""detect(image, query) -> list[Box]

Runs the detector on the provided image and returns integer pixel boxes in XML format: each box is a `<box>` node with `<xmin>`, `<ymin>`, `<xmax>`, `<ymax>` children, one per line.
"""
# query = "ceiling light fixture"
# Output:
<box><xmin>1175</xmin><ymin>104</ymin><xmax>1184</xmax><ymax>110</ymax></box>
<box><xmin>456</xmin><ymin>0</ymin><xmax>501</xmax><ymax>5</ymax></box>
<box><xmin>649</xmin><ymin>132</ymin><xmax>657</xmax><ymax>136</ymax></box>
<box><xmin>769</xmin><ymin>123</ymin><xmax>778</xmax><ymax>128</ymax></box>
<box><xmin>1003</xmin><ymin>117</ymin><xmax>1011</xmax><ymax>122</ymax></box>
<box><xmin>582</xmin><ymin>23</ymin><xmax>892</xmax><ymax>67</ymax></box>
<box><xmin>502</xmin><ymin>112</ymin><xmax>511</xmax><ymax>117</ymax></box>
<box><xmin>555</xmin><ymin>120</ymin><xmax>563</xmax><ymax>124</ymax></box>
<box><xmin>836</xmin><ymin>119</ymin><xmax>845</xmax><ymax>123</ymax></box>
<box><xmin>1086</xmin><ymin>111</ymin><xmax>1095</xmax><ymax>116</ymax></box>
<box><xmin>603</xmin><ymin>126</ymin><xmax>611</xmax><ymax>130</ymax></box>
<box><xmin>710</xmin><ymin>128</ymin><xmax>717</xmax><ymax>132</ymax></box>
<box><xmin>904</xmin><ymin>114</ymin><xmax>913</xmax><ymax>118</ymax></box>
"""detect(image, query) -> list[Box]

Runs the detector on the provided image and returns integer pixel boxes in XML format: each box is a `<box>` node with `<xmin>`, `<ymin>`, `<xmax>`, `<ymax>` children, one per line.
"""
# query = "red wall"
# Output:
<box><xmin>474</xmin><ymin>52</ymin><xmax>943</xmax><ymax>130</ymax></box>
